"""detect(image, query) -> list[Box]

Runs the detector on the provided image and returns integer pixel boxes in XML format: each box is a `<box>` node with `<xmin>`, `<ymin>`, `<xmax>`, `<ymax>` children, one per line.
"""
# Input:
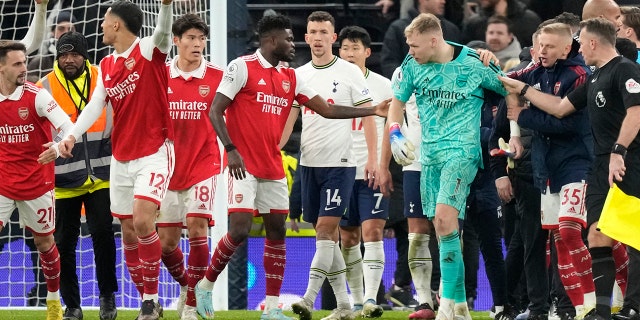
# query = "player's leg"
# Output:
<box><xmin>196</xmin><ymin>172</ymin><xmax>255</xmax><ymax>319</ymax></box>
<box><xmin>131</xmin><ymin>141</ymin><xmax>174</xmax><ymax>319</ymax></box>
<box><xmin>611</xmin><ymin>241</ymin><xmax>628</xmax><ymax>314</ymax></box>
<box><xmin>53</xmin><ymin>195</ymin><xmax>83</xmax><ymax>318</ymax></box>
<box><xmin>157</xmin><ymin>190</ymin><xmax>188</xmax><ymax>317</ymax></box>
<box><xmin>258</xmin><ymin>177</ymin><xmax>294</xmax><ymax>320</ymax></box>
<box><xmin>404</xmin><ymin>170</ymin><xmax>436</xmax><ymax>320</ymax></box>
<box><xmin>340</xmin><ymin>181</ymin><xmax>364</xmax><ymax>314</ymax></box>
<box><xmin>19</xmin><ymin>191</ymin><xmax>62</xmax><ymax>320</ymax></box>
<box><xmin>83</xmin><ymin>188</ymin><xmax>118</xmax><ymax>320</ymax></box>
<box><xmin>585</xmin><ymin>157</ymin><xmax>616</xmax><ymax>320</ymax></box>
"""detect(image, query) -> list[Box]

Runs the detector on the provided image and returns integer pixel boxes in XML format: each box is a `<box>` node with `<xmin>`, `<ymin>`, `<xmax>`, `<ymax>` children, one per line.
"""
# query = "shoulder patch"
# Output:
<box><xmin>625</xmin><ymin>78</ymin><xmax>640</xmax><ymax>93</ymax></box>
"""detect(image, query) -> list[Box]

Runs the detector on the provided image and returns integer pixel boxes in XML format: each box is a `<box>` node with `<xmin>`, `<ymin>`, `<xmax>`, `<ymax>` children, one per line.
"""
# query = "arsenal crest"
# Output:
<box><xmin>199</xmin><ymin>85</ymin><xmax>210</xmax><ymax>97</ymax></box>
<box><xmin>282</xmin><ymin>80</ymin><xmax>290</xmax><ymax>93</ymax></box>
<box><xmin>18</xmin><ymin>107</ymin><xmax>28</xmax><ymax>120</ymax></box>
<box><xmin>554</xmin><ymin>82</ymin><xmax>561</xmax><ymax>95</ymax></box>
<box><xmin>234</xmin><ymin>194</ymin><xmax>243</xmax><ymax>203</ymax></box>
<box><xmin>125</xmin><ymin>57</ymin><xmax>135</xmax><ymax>70</ymax></box>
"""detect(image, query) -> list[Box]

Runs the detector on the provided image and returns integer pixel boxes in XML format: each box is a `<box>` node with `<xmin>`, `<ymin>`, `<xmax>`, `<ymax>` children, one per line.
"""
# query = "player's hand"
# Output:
<box><xmin>506</xmin><ymin>102</ymin><xmax>527</xmax><ymax>121</ymax></box>
<box><xmin>58</xmin><ymin>136</ymin><xmax>76</xmax><ymax>159</ymax></box>
<box><xmin>508</xmin><ymin>136</ymin><xmax>524</xmax><ymax>160</ymax></box>
<box><xmin>375</xmin><ymin>166</ymin><xmax>393</xmax><ymax>197</ymax></box>
<box><xmin>495</xmin><ymin>177</ymin><xmax>514</xmax><ymax>203</ymax></box>
<box><xmin>476</xmin><ymin>49</ymin><xmax>499</xmax><ymax>67</ymax></box>
<box><xmin>161</xmin><ymin>0</ymin><xmax>172</xmax><ymax>5</ymax></box>
<box><xmin>389</xmin><ymin>122</ymin><xmax>415</xmax><ymax>166</ymax></box>
<box><xmin>364</xmin><ymin>158</ymin><xmax>378</xmax><ymax>188</ymax></box>
<box><xmin>609</xmin><ymin>153</ymin><xmax>626</xmax><ymax>186</ymax></box>
<box><xmin>375</xmin><ymin>0</ymin><xmax>394</xmax><ymax>14</ymax></box>
<box><xmin>498</xmin><ymin>76</ymin><xmax>526</xmax><ymax>95</ymax></box>
<box><xmin>227</xmin><ymin>149</ymin><xmax>246</xmax><ymax>180</ymax></box>
<box><xmin>35</xmin><ymin>0</ymin><xmax>48</xmax><ymax>4</ymax></box>
<box><xmin>38</xmin><ymin>142</ymin><xmax>58</xmax><ymax>164</ymax></box>
<box><xmin>290</xmin><ymin>217</ymin><xmax>300</xmax><ymax>233</ymax></box>
<box><xmin>374</xmin><ymin>98</ymin><xmax>391</xmax><ymax>118</ymax></box>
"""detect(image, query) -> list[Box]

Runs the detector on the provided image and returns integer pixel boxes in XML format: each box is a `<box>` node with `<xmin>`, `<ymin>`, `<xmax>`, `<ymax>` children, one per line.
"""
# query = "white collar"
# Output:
<box><xmin>169</xmin><ymin>55</ymin><xmax>207</xmax><ymax>79</ymax></box>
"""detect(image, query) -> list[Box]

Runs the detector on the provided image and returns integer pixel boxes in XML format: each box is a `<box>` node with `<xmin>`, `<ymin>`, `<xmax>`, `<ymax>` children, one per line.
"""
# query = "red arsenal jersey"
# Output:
<box><xmin>100</xmin><ymin>42</ymin><xmax>173</xmax><ymax>161</ymax></box>
<box><xmin>0</xmin><ymin>84</ymin><xmax>55</xmax><ymax>200</ymax></box>
<box><xmin>166</xmin><ymin>57</ymin><xmax>223</xmax><ymax>190</ymax></box>
<box><xmin>218</xmin><ymin>51</ymin><xmax>314</xmax><ymax>180</ymax></box>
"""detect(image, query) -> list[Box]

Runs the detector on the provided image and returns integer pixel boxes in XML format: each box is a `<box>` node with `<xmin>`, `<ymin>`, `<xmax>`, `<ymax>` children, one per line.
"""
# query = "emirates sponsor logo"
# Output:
<box><xmin>199</xmin><ymin>85</ymin><xmax>210</xmax><ymax>97</ymax></box>
<box><xmin>234</xmin><ymin>194</ymin><xmax>243</xmax><ymax>203</ymax></box>
<box><xmin>18</xmin><ymin>107</ymin><xmax>28</xmax><ymax>120</ymax></box>
<box><xmin>125</xmin><ymin>57</ymin><xmax>135</xmax><ymax>70</ymax></box>
<box><xmin>282</xmin><ymin>80</ymin><xmax>290</xmax><ymax>93</ymax></box>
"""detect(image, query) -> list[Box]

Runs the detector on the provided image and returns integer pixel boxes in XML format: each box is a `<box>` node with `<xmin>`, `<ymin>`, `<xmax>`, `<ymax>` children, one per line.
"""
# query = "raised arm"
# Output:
<box><xmin>499</xmin><ymin>75</ymin><xmax>577</xmax><ymax>118</ymax></box>
<box><xmin>21</xmin><ymin>0</ymin><xmax>48</xmax><ymax>55</ymax></box>
<box><xmin>152</xmin><ymin>0</ymin><xmax>173</xmax><ymax>53</ymax></box>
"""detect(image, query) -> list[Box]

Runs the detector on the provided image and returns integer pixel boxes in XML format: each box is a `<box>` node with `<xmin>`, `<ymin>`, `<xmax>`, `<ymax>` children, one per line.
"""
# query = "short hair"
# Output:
<box><xmin>616</xmin><ymin>37</ymin><xmax>638</xmax><ymax>61</ymax></box>
<box><xmin>487</xmin><ymin>15</ymin><xmax>513</xmax><ymax>34</ymax></box>
<box><xmin>539</xmin><ymin>23</ymin><xmax>573</xmax><ymax>41</ymax></box>
<box><xmin>553</xmin><ymin>12</ymin><xmax>581</xmax><ymax>30</ymax></box>
<box><xmin>337</xmin><ymin>26</ymin><xmax>371</xmax><ymax>48</ymax></box>
<box><xmin>404</xmin><ymin>13</ymin><xmax>442</xmax><ymax>36</ymax></box>
<box><xmin>307</xmin><ymin>11</ymin><xmax>335</xmax><ymax>27</ymax></box>
<box><xmin>110</xmin><ymin>0</ymin><xmax>143</xmax><ymax>36</ymax></box>
<box><xmin>256</xmin><ymin>14</ymin><xmax>291</xmax><ymax>39</ymax></box>
<box><xmin>621</xmin><ymin>6</ymin><xmax>640</xmax><ymax>38</ymax></box>
<box><xmin>580</xmin><ymin>17</ymin><xmax>617</xmax><ymax>47</ymax></box>
<box><xmin>172</xmin><ymin>13</ymin><xmax>209</xmax><ymax>38</ymax></box>
<box><xmin>532</xmin><ymin>29</ymin><xmax>541</xmax><ymax>45</ymax></box>
<box><xmin>0</xmin><ymin>41</ymin><xmax>26</xmax><ymax>63</ymax></box>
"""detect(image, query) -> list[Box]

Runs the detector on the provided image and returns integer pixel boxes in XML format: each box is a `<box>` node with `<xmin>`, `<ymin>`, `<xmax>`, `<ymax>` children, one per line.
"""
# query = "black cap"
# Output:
<box><xmin>54</xmin><ymin>10</ymin><xmax>76</xmax><ymax>25</ymax></box>
<box><xmin>56</xmin><ymin>31</ymin><xmax>89</xmax><ymax>60</ymax></box>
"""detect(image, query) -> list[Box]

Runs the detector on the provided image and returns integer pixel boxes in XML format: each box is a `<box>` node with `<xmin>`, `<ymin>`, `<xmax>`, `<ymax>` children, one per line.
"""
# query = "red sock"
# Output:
<box><xmin>559</xmin><ymin>221</ymin><xmax>595</xmax><ymax>293</ymax></box>
<box><xmin>612</xmin><ymin>241</ymin><xmax>628</xmax><ymax>295</ymax></box>
<box><xmin>554</xmin><ymin>231</ymin><xmax>584</xmax><ymax>306</ymax></box>
<box><xmin>264</xmin><ymin>239</ymin><xmax>286</xmax><ymax>297</ymax></box>
<box><xmin>162</xmin><ymin>246</ymin><xmax>187</xmax><ymax>287</ymax></box>
<box><xmin>39</xmin><ymin>244</ymin><xmax>60</xmax><ymax>293</ymax></box>
<box><xmin>187</xmin><ymin>236</ymin><xmax>209</xmax><ymax>307</ymax></box>
<box><xmin>205</xmin><ymin>233</ymin><xmax>240</xmax><ymax>282</ymax></box>
<box><xmin>123</xmin><ymin>240</ymin><xmax>144</xmax><ymax>296</ymax></box>
<box><xmin>138</xmin><ymin>231</ymin><xmax>162</xmax><ymax>295</ymax></box>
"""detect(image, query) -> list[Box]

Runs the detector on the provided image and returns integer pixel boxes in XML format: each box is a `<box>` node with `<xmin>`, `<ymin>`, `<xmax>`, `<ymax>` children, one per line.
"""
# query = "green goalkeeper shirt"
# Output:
<box><xmin>393</xmin><ymin>42</ymin><xmax>508</xmax><ymax>166</ymax></box>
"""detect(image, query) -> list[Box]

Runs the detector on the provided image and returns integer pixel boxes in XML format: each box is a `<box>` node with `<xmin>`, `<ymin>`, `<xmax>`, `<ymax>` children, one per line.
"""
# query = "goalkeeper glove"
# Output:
<box><xmin>489</xmin><ymin>137</ymin><xmax>515</xmax><ymax>169</ymax></box>
<box><xmin>389</xmin><ymin>122</ymin><xmax>415</xmax><ymax>166</ymax></box>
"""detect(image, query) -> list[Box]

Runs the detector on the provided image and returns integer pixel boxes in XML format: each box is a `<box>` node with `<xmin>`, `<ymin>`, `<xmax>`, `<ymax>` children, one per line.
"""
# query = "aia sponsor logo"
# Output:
<box><xmin>18</xmin><ymin>107</ymin><xmax>29</xmax><ymax>120</ymax></box>
<box><xmin>282</xmin><ymin>80</ymin><xmax>290</xmax><ymax>93</ymax></box>
<box><xmin>125</xmin><ymin>57</ymin><xmax>135</xmax><ymax>70</ymax></box>
<box><xmin>199</xmin><ymin>85</ymin><xmax>210</xmax><ymax>97</ymax></box>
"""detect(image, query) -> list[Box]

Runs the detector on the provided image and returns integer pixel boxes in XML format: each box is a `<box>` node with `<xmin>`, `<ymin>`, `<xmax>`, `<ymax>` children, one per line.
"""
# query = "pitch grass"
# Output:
<box><xmin>0</xmin><ymin>309</ymin><xmax>492</xmax><ymax>319</ymax></box>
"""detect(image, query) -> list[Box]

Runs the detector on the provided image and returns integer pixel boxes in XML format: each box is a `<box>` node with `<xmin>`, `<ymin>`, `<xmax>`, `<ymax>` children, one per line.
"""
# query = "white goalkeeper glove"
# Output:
<box><xmin>389</xmin><ymin>122</ymin><xmax>415</xmax><ymax>166</ymax></box>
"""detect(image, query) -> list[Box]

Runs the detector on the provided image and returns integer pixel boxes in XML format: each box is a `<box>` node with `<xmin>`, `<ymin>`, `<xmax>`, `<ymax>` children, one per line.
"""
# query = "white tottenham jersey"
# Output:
<box><xmin>296</xmin><ymin>56</ymin><xmax>372</xmax><ymax>167</ymax></box>
<box><xmin>351</xmin><ymin>69</ymin><xmax>391</xmax><ymax>179</ymax></box>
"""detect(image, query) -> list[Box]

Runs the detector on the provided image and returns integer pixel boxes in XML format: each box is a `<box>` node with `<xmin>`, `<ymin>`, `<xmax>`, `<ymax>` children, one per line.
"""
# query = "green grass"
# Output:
<box><xmin>0</xmin><ymin>309</ymin><xmax>492</xmax><ymax>320</ymax></box>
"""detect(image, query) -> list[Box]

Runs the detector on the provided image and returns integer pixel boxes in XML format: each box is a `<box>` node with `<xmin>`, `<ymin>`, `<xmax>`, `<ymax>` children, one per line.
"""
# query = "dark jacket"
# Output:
<box><xmin>462</xmin><ymin>0</ymin><xmax>541</xmax><ymax>47</ymax></box>
<box><xmin>507</xmin><ymin>39</ymin><xmax>593</xmax><ymax>193</ymax></box>
<box><xmin>380</xmin><ymin>8</ymin><xmax>462</xmax><ymax>78</ymax></box>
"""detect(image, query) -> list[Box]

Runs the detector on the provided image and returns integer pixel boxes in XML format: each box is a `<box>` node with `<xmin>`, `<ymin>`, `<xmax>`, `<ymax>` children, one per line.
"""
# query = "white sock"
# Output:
<box><xmin>363</xmin><ymin>241</ymin><xmax>385</xmax><ymax>302</ymax></box>
<box><xmin>143</xmin><ymin>293</ymin><xmax>159</xmax><ymax>302</ymax></box>
<box><xmin>342</xmin><ymin>243</ymin><xmax>364</xmax><ymax>305</ymax></box>
<box><xmin>329</xmin><ymin>242</ymin><xmax>351</xmax><ymax>310</ymax></box>
<box><xmin>303</xmin><ymin>240</ymin><xmax>335</xmax><ymax>303</ymax></box>
<box><xmin>408</xmin><ymin>232</ymin><xmax>433</xmax><ymax>305</ymax></box>
<box><xmin>264</xmin><ymin>295</ymin><xmax>279</xmax><ymax>313</ymax></box>
<box><xmin>613</xmin><ymin>281</ymin><xmax>624</xmax><ymax>308</ymax></box>
<box><xmin>198</xmin><ymin>278</ymin><xmax>215</xmax><ymax>291</ymax></box>
<box><xmin>46</xmin><ymin>291</ymin><xmax>60</xmax><ymax>301</ymax></box>
<box><xmin>584</xmin><ymin>291</ymin><xmax>596</xmax><ymax>307</ymax></box>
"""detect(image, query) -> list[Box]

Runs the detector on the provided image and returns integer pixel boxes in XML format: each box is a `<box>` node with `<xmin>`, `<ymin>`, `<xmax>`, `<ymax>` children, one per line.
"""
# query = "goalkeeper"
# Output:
<box><xmin>387</xmin><ymin>13</ymin><xmax>514</xmax><ymax>320</ymax></box>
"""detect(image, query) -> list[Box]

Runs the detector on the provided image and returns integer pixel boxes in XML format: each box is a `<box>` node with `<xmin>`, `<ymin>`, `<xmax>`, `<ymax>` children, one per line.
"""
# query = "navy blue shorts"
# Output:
<box><xmin>403</xmin><ymin>170</ymin><xmax>426</xmax><ymax>219</ymax></box>
<box><xmin>300</xmin><ymin>166</ymin><xmax>356</xmax><ymax>224</ymax></box>
<box><xmin>341</xmin><ymin>179</ymin><xmax>389</xmax><ymax>227</ymax></box>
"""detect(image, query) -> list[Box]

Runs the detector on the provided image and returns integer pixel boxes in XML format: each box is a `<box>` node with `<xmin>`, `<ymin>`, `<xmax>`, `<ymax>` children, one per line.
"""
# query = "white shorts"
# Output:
<box><xmin>228</xmin><ymin>171</ymin><xmax>288</xmax><ymax>215</ymax></box>
<box><xmin>541</xmin><ymin>181</ymin><xmax>587</xmax><ymax>229</ymax></box>
<box><xmin>157</xmin><ymin>174</ymin><xmax>218</xmax><ymax>227</ymax></box>
<box><xmin>111</xmin><ymin>140</ymin><xmax>175</xmax><ymax>219</ymax></box>
<box><xmin>0</xmin><ymin>190</ymin><xmax>56</xmax><ymax>236</ymax></box>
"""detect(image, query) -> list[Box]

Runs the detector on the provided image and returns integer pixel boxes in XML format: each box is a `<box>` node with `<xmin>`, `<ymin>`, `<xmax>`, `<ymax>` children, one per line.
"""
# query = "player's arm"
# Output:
<box><xmin>360</xmin><ymin>105</ymin><xmax>379</xmax><ymax>184</ymax></box>
<box><xmin>58</xmin><ymin>75</ymin><xmax>108</xmax><ymax>158</ymax></box>
<box><xmin>610</xmin><ymin>105</ymin><xmax>640</xmax><ymax>186</ymax></box>
<box><xmin>21</xmin><ymin>0</ymin><xmax>48</xmax><ymax>55</ymax></box>
<box><xmin>499</xmin><ymin>75</ymin><xmax>577</xmax><ymax>118</ymax></box>
<box><xmin>140</xmin><ymin>0</ymin><xmax>173</xmax><ymax>59</ymax></box>
<box><xmin>279</xmin><ymin>106</ymin><xmax>300</xmax><ymax>149</ymax></box>
<box><xmin>376</xmin><ymin>119</ymin><xmax>394</xmax><ymax>197</ymax></box>
<box><xmin>302</xmin><ymin>95</ymin><xmax>389</xmax><ymax>119</ymax></box>
<box><xmin>34</xmin><ymin>89</ymin><xmax>73</xmax><ymax>163</ymax></box>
